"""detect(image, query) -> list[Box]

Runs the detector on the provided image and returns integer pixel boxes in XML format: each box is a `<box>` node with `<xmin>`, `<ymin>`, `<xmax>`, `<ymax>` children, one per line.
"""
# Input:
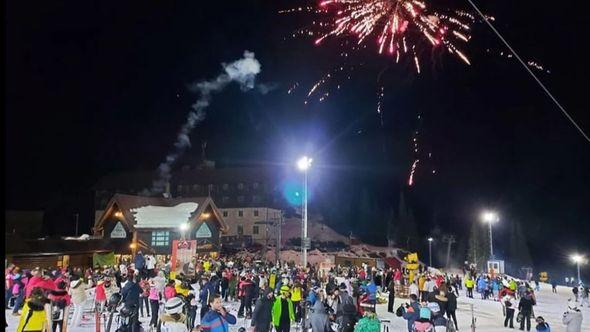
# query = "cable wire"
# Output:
<box><xmin>466</xmin><ymin>0</ymin><xmax>590</xmax><ymax>144</ymax></box>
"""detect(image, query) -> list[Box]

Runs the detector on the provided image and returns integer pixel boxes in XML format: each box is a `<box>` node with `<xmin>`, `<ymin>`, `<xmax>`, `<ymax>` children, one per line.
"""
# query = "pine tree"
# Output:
<box><xmin>467</xmin><ymin>222</ymin><xmax>490</xmax><ymax>270</ymax></box>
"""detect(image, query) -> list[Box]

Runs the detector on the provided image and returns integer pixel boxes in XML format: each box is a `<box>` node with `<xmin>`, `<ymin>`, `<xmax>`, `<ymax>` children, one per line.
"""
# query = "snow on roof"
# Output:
<box><xmin>131</xmin><ymin>202</ymin><xmax>199</xmax><ymax>228</ymax></box>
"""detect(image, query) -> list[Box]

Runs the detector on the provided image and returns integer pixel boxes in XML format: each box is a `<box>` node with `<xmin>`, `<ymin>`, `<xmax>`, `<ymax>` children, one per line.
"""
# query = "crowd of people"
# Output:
<box><xmin>4</xmin><ymin>252</ymin><xmax>586</xmax><ymax>332</ymax></box>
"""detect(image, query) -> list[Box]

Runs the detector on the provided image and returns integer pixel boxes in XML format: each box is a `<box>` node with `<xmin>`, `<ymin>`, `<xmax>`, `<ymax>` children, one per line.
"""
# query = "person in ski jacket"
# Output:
<box><xmin>237</xmin><ymin>276</ymin><xmax>255</xmax><ymax>318</ymax></box>
<box><xmin>200</xmin><ymin>294</ymin><xmax>237</xmax><ymax>332</ymax></box>
<box><xmin>464</xmin><ymin>276</ymin><xmax>474</xmax><ymax>298</ymax></box>
<box><xmin>413</xmin><ymin>307</ymin><xmax>434</xmax><ymax>332</ymax></box>
<box><xmin>134</xmin><ymin>251</ymin><xmax>146</xmax><ymax>273</ymax></box>
<box><xmin>95</xmin><ymin>279</ymin><xmax>107</xmax><ymax>312</ymax></box>
<box><xmin>68</xmin><ymin>278</ymin><xmax>87</xmax><ymax>328</ymax></box>
<box><xmin>160</xmin><ymin>296</ymin><xmax>188</xmax><ymax>332</ymax></box>
<box><xmin>535</xmin><ymin>316</ymin><xmax>550</xmax><ymax>332</ymax></box>
<box><xmin>518</xmin><ymin>291</ymin><xmax>536</xmax><ymax>331</ymax></box>
<box><xmin>291</xmin><ymin>281</ymin><xmax>303</xmax><ymax>322</ymax></box>
<box><xmin>48</xmin><ymin>281</ymin><xmax>71</xmax><ymax>332</ymax></box>
<box><xmin>165</xmin><ymin>280</ymin><xmax>177</xmax><ymax>300</ymax></box>
<box><xmin>307</xmin><ymin>298</ymin><xmax>333</xmax><ymax>332</ymax></box>
<box><xmin>428</xmin><ymin>302</ymin><xmax>448</xmax><ymax>332</ymax></box>
<box><xmin>402</xmin><ymin>294</ymin><xmax>421</xmax><ymax>332</ymax></box>
<box><xmin>16</xmin><ymin>287</ymin><xmax>51</xmax><ymax>332</ymax></box>
<box><xmin>251</xmin><ymin>289</ymin><xmax>274</xmax><ymax>332</ymax></box>
<box><xmin>272</xmin><ymin>285</ymin><xmax>295</xmax><ymax>332</ymax></box>
<box><xmin>562</xmin><ymin>301</ymin><xmax>583</xmax><ymax>332</ymax></box>
<box><xmin>148</xmin><ymin>279</ymin><xmax>161</xmax><ymax>328</ymax></box>
<box><xmin>336</xmin><ymin>302</ymin><xmax>358</xmax><ymax>332</ymax></box>
<box><xmin>503</xmin><ymin>294</ymin><xmax>516</xmax><ymax>328</ymax></box>
<box><xmin>446</xmin><ymin>286</ymin><xmax>458</xmax><ymax>330</ymax></box>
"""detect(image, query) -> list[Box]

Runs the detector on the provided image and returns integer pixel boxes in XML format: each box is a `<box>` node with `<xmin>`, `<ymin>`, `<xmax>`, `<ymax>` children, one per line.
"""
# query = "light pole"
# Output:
<box><xmin>297</xmin><ymin>156</ymin><xmax>312</xmax><ymax>268</ymax></box>
<box><xmin>570</xmin><ymin>254</ymin><xmax>586</xmax><ymax>284</ymax></box>
<box><xmin>428</xmin><ymin>237</ymin><xmax>433</xmax><ymax>267</ymax></box>
<box><xmin>481</xmin><ymin>211</ymin><xmax>499</xmax><ymax>259</ymax></box>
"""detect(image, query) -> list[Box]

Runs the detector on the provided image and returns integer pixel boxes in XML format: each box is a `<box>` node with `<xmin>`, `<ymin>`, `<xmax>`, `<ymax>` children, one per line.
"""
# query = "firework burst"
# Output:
<box><xmin>313</xmin><ymin>0</ymin><xmax>475</xmax><ymax>72</ymax></box>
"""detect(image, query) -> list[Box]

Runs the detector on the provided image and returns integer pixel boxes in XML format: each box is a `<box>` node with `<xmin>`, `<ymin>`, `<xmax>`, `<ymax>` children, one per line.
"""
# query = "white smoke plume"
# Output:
<box><xmin>142</xmin><ymin>51</ymin><xmax>262</xmax><ymax>196</ymax></box>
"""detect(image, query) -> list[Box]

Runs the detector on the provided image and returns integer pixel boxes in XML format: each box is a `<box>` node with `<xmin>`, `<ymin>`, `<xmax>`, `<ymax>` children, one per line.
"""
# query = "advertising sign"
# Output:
<box><xmin>110</xmin><ymin>222</ymin><xmax>127</xmax><ymax>238</ymax></box>
<box><xmin>171</xmin><ymin>240</ymin><xmax>197</xmax><ymax>276</ymax></box>
<box><xmin>195</xmin><ymin>222</ymin><xmax>212</xmax><ymax>238</ymax></box>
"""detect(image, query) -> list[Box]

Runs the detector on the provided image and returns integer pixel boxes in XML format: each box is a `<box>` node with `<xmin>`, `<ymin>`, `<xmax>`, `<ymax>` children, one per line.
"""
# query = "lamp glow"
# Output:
<box><xmin>297</xmin><ymin>156</ymin><xmax>313</xmax><ymax>171</ymax></box>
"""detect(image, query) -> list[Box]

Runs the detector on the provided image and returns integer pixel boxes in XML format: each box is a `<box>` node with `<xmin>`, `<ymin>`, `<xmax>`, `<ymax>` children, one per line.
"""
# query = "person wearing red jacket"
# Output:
<box><xmin>95</xmin><ymin>279</ymin><xmax>107</xmax><ymax>312</ymax></box>
<box><xmin>237</xmin><ymin>276</ymin><xmax>254</xmax><ymax>318</ymax></box>
<box><xmin>48</xmin><ymin>281</ymin><xmax>71</xmax><ymax>332</ymax></box>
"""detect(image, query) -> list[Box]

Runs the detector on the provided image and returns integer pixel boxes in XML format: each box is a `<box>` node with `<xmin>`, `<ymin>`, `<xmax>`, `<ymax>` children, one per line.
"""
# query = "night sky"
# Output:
<box><xmin>6</xmin><ymin>1</ymin><xmax>590</xmax><ymax>277</ymax></box>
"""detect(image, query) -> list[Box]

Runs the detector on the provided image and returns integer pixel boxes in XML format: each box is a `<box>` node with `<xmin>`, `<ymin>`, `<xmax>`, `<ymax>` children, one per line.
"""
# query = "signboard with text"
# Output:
<box><xmin>171</xmin><ymin>240</ymin><xmax>197</xmax><ymax>276</ymax></box>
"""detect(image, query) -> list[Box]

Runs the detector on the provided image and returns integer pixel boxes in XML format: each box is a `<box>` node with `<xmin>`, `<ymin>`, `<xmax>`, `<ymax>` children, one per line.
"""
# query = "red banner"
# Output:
<box><xmin>171</xmin><ymin>240</ymin><xmax>197</xmax><ymax>276</ymax></box>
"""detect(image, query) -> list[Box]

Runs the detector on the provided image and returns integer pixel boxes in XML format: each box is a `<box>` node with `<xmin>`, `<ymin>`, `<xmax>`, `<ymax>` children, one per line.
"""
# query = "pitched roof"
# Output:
<box><xmin>94</xmin><ymin>194</ymin><xmax>228</xmax><ymax>233</ymax></box>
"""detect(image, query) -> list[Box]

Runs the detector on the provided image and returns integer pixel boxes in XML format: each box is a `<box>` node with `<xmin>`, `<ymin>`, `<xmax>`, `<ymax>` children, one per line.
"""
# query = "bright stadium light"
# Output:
<box><xmin>297</xmin><ymin>156</ymin><xmax>313</xmax><ymax>171</ymax></box>
<box><xmin>481</xmin><ymin>210</ymin><xmax>499</xmax><ymax>259</ymax></box>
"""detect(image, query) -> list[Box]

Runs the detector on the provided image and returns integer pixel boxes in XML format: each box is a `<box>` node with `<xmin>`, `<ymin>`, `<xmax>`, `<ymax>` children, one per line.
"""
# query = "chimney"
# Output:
<box><xmin>163</xmin><ymin>182</ymin><xmax>171</xmax><ymax>199</ymax></box>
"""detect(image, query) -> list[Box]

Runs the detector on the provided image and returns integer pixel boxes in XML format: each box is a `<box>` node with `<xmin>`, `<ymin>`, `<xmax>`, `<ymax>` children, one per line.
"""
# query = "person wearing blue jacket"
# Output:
<box><xmin>200</xmin><ymin>277</ymin><xmax>217</xmax><ymax>319</ymax></box>
<box><xmin>362</xmin><ymin>279</ymin><xmax>378</xmax><ymax>304</ymax></box>
<box><xmin>492</xmin><ymin>279</ymin><xmax>501</xmax><ymax>300</ymax></box>
<box><xmin>402</xmin><ymin>294</ymin><xmax>421</xmax><ymax>332</ymax></box>
<box><xmin>306</xmin><ymin>286</ymin><xmax>319</xmax><ymax>306</ymax></box>
<box><xmin>199</xmin><ymin>294</ymin><xmax>236</xmax><ymax>332</ymax></box>
<box><xmin>477</xmin><ymin>277</ymin><xmax>488</xmax><ymax>299</ymax></box>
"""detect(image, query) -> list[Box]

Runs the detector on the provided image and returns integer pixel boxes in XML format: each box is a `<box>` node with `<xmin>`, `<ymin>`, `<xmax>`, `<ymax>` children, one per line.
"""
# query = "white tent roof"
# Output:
<box><xmin>131</xmin><ymin>202</ymin><xmax>199</xmax><ymax>228</ymax></box>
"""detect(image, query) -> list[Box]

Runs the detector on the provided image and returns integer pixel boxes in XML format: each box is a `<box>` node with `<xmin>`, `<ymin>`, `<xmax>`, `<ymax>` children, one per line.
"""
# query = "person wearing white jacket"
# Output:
<box><xmin>562</xmin><ymin>300</ymin><xmax>583</xmax><ymax>332</ymax></box>
<box><xmin>68</xmin><ymin>279</ymin><xmax>87</xmax><ymax>329</ymax></box>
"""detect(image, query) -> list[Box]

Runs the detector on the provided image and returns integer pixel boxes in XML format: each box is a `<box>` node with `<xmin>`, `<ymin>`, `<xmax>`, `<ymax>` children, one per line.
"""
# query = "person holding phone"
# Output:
<box><xmin>198</xmin><ymin>294</ymin><xmax>237</xmax><ymax>332</ymax></box>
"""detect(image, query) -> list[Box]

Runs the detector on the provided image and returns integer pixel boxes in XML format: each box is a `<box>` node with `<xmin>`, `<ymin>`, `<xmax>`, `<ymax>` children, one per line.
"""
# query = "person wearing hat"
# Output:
<box><xmin>160</xmin><ymin>297</ymin><xmax>188</xmax><ymax>332</ymax></box>
<box><xmin>290</xmin><ymin>281</ymin><xmax>303</xmax><ymax>323</ymax></box>
<box><xmin>272</xmin><ymin>285</ymin><xmax>295</xmax><ymax>332</ymax></box>
<box><xmin>562</xmin><ymin>300</ymin><xmax>583</xmax><ymax>332</ymax></box>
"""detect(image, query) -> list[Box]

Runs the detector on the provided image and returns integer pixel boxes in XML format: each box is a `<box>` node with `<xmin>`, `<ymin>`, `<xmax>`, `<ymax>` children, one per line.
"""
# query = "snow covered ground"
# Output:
<box><xmin>6</xmin><ymin>282</ymin><xmax>589</xmax><ymax>331</ymax></box>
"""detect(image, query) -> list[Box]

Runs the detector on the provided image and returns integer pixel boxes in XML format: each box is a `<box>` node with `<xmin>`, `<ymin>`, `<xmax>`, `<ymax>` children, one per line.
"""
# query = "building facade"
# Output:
<box><xmin>93</xmin><ymin>165</ymin><xmax>288</xmax><ymax>246</ymax></box>
<box><xmin>93</xmin><ymin>194</ymin><xmax>228</xmax><ymax>256</ymax></box>
<box><xmin>218</xmin><ymin>207</ymin><xmax>282</xmax><ymax>244</ymax></box>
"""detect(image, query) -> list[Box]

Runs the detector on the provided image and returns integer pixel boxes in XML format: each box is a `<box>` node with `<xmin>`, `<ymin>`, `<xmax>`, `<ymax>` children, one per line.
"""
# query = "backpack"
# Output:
<box><xmin>396</xmin><ymin>305</ymin><xmax>405</xmax><ymax>317</ymax></box>
<box><xmin>52</xmin><ymin>299</ymin><xmax>67</xmax><ymax>321</ymax></box>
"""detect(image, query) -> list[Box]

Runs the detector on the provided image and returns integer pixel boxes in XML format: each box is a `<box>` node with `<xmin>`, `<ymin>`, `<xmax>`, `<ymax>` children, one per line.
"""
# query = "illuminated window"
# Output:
<box><xmin>151</xmin><ymin>231</ymin><xmax>170</xmax><ymax>246</ymax></box>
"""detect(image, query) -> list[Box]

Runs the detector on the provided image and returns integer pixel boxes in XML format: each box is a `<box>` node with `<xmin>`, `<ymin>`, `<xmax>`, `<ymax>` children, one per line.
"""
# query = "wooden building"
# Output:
<box><xmin>93</xmin><ymin>194</ymin><xmax>228</xmax><ymax>257</ymax></box>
